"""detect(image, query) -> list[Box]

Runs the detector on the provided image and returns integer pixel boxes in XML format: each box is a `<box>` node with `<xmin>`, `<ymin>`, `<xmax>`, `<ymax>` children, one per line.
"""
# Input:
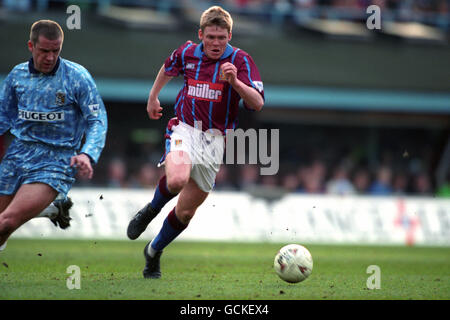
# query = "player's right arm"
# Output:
<box><xmin>147</xmin><ymin>42</ymin><xmax>190</xmax><ymax>120</ymax></box>
<box><xmin>0</xmin><ymin>72</ymin><xmax>17</xmax><ymax>135</ymax></box>
<box><xmin>147</xmin><ymin>65</ymin><xmax>173</xmax><ymax>120</ymax></box>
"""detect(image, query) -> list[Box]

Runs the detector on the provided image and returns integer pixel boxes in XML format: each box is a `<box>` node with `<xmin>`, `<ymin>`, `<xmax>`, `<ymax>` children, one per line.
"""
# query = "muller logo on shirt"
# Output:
<box><xmin>187</xmin><ymin>79</ymin><xmax>223</xmax><ymax>102</ymax></box>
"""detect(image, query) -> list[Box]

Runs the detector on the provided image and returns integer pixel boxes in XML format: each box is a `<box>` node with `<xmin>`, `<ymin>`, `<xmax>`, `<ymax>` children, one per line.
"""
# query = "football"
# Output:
<box><xmin>274</xmin><ymin>244</ymin><xmax>313</xmax><ymax>283</ymax></box>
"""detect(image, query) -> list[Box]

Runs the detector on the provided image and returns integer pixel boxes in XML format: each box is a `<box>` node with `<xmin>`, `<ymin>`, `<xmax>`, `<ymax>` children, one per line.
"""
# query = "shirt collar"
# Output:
<box><xmin>28</xmin><ymin>57</ymin><xmax>61</xmax><ymax>75</ymax></box>
<box><xmin>194</xmin><ymin>43</ymin><xmax>234</xmax><ymax>60</ymax></box>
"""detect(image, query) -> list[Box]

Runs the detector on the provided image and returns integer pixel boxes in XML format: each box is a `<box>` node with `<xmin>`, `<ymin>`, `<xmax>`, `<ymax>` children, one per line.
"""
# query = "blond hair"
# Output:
<box><xmin>200</xmin><ymin>6</ymin><xmax>233</xmax><ymax>33</ymax></box>
<box><xmin>30</xmin><ymin>20</ymin><xmax>64</xmax><ymax>45</ymax></box>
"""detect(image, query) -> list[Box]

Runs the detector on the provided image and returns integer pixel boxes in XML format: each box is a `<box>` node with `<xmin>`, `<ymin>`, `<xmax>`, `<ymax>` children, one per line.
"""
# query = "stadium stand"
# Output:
<box><xmin>0</xmin><ymin>0</ymin><xmax>449</xmax><ymax>197</ymax></box>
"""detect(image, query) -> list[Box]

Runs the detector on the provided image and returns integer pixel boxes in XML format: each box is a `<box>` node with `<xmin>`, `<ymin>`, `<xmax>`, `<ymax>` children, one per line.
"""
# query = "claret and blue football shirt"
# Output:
<box><xmin>164</xmin><ymin>41</ymin><xmax>264</xmax><ymax>133</ymax></box>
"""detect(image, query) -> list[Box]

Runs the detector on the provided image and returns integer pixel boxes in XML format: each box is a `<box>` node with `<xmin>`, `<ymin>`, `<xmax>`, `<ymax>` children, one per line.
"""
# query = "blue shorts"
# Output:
<box><xmin>0</xmin><ymin>139</ymin><xmax>77</xmax><ymax>196</ymax></box>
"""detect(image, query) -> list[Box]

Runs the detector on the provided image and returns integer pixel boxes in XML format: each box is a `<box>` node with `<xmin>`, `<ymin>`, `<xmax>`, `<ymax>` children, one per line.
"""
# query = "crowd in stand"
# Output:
<box><xmin>3</xmin><ymin>128</ymin><xmax>449</xmax><ymax>196</ymax></box>
<box><xmin>72</xmin><ymin>150</ymin><xmax>449</xmax><ymax>198</ymax></box>
<box><xmin>3</xmin><ymin>0</ymin><xmax>448</xmax><ymax>19</ymax></box>
<box><xmin>213</xmin><ymin>159</ymin><xmax>450</xmax><ymax>197</ymax></box>
<box><xmin>232</xmin><ymin>0</ymin><xmax>448</xmax><ymax>12</ymax></box>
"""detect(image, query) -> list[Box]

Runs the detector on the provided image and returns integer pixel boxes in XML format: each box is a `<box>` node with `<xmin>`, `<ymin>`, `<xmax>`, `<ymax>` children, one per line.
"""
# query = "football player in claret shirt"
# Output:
<box><xmin>127</xmin><ymin>6</ymin><xmax>265</xmax><ymax>278</ymax></box>
<box><xmin>0</xmin><ymin>20</ymin><xmax>107</xmax><ymax>251</ymax></box>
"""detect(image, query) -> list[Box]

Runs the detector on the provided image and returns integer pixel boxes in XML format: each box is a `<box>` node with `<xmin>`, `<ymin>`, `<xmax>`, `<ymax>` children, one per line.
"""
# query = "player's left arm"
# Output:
<box><xmin>221</xmin><ymin>55</ymin><xmax>264</xmax><ymax>111</ymax></box>
<box><xmin>75</xmin><ymin>71</ymin><xmax>108</xmax><ymax>178</ymax></box>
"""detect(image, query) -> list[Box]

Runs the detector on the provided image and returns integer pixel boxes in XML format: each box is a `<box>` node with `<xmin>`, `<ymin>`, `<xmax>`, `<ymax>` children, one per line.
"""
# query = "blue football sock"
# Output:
<box><xmin>151</xmin><ymin>208</ymin><xmax>187</xmax><ymax>253</ymax></box>
<box><xmin>150</xmin><ymin>175</ymin><xmax>177</xmax><ymax>212</ymax></box>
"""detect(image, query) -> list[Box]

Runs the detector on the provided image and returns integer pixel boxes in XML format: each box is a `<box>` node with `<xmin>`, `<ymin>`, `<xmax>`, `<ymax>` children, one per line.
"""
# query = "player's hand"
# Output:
<box><xmin>147</xmin><ymin>97</ymin><xmax>163</xmax><ymax>120</ymax></box>
<box><xmin>70</xmin><ymin>153</ymin><xmax>93</xmax><ymax>179</ymax></box>
<box><xmin>220</xmin><ymin>62</ymin><xmax>238</xmax><ymax>86</ymax></box>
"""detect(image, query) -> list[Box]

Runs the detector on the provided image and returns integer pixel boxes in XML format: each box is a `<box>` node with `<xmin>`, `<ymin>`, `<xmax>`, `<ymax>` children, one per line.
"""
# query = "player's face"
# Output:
<box><xmin>199</xmin><ymin>26</ymin><xmax>231</xmax><ymax>60</ymax></box>
<box><xmin>28</xmin><ymin>35</ymin><xmax>62</xmax><ymax>74</ymax></box>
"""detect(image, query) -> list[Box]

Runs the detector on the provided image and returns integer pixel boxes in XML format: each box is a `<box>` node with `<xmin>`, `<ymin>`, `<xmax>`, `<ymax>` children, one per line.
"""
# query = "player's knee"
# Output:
<box><xmin>177</xmin><ymin>211</ymin><xmax>194</xmax><ymax>225</ymax></box>
<box><xmin>167</xmin><ymin>175</ymin><xmax>189</xmax><ymax>193</ymax></box>
<box><xmin>0</xmin><ymin>216</ymin><xmax>18</xmax><ymax>235</ymax></box>
<box><xmin>175</xmin><ymin>207</ymin><xmax>197</xmax><ymax>225</ymax></box>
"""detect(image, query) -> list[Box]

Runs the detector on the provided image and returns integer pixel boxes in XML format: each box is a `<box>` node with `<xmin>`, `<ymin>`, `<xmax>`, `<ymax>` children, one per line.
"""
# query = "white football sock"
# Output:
<box><xmin>37</xmin><ymin>203</ymin><xmax>58</xmax><ymax>219</ymax></box>
<box><xmin>148</xmin><ymin>240</ymin><xmax>159</xmax><ymax>258</ymax></box>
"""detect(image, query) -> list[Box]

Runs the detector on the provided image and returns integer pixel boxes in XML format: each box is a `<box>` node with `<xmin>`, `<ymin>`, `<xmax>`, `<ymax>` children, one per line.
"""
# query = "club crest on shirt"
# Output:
<box><xmin>175</xmin><ymin>139</ymin><xmax>182</xmax><ymax>146</ymax></box>
<box><xmin>219</xmin><ymin>69</ymin><xmax>227</xmax><ymax>81</ymax></box>
<box><xmin>55</xmin><ymin>91</ymin><xmax>66</xmax><ymax>106</ymax></box>
<box><xmin>88</xmin><ymin>104</ymin><xmax>100</xmax><ymax>117</ymax></box>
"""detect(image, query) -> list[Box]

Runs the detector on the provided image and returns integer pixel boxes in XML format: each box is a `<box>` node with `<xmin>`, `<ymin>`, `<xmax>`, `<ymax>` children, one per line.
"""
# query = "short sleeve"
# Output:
<box><xmin>237</xmin><ymin>54</ymin><xmax>264</xmax><ymax>100</ymax></box>
<box><xmin>164</xmin><ymin>41</ymin><xmax>193</xmax><ymax>77</ymax></box>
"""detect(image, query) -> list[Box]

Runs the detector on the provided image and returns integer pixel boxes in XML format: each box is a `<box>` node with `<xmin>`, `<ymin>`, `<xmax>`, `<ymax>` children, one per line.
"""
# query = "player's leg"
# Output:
<box><xmin>142</xmin><ymin>128</ymin><xmax>223</xmax><ymax>277</ymax></box>
<box><xmin>1</xmin><ymin>139</ymin><xmax>75</xmax><ymax>232</ymax></box>
<box><xmin>0</xmin><ymin>141</ymin><xmax>20</xmax><ymax>250</ymax></box>
<box><xmin>151</xmin><ymin>177</ymin><xmax>208</xmax><ymax>251</ymax></box>
<box><xmin>150</xmin><ymin>149</ymin><xmax>192</xmax><ymax>210</ymax></box>
<box><xmin>0</xmin><ymin>195</ymin><xmax>13</xmax><ymax>251</ymax></box>
<box><xmin>0</xmin><ymin>140</ymin><xmax>75</xmax><ymax>247</ymax></box>
<box><xmin>143</xmin><ymin>178</ymin><xmax>208</xmax><ymax>278</ymax></box>
<box><xmin>0</xmin><ymin>183</ymin><xmax>58</xmax><ymax>247</ymax></box>
<box><xmin>0</xmin><ymin>195</ymin><xmax>13</xmax><ymax>214</ymax></box>
<box><xmin>127</xmin><ymin>150</ymin><xmax>192</xmax><ymax>240</ymax></box>
<box><xmin>0</xmin><ymin>144</ymin><xmax>16</xmax><ymax>215</ymax></box>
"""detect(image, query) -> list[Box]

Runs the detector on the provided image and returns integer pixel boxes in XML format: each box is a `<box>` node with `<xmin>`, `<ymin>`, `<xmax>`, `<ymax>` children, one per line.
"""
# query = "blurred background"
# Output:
<box><xmin>0</xmin><ymin>0</ymin><xmax>449</xmax><ymax>199</ymax></box>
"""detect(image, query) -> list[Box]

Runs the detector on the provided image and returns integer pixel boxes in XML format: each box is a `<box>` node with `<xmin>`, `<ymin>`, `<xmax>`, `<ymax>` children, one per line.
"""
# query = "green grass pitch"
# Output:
<box><xmin>0</xmin><ymin>239</ymin><xmax>448</xmax><ymax>300</ymax></box>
